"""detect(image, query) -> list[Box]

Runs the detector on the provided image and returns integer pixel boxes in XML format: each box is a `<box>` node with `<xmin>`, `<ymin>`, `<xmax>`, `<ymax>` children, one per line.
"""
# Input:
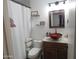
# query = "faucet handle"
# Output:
<box><xmin>46</xmin><ymin>32</ymin><xmax>49</xmax><ymax>37</ymax></box>
<box><xmin>46</xmin><ymin>32</ymin><xmax>51</xmax><ymax>37</ymax></box>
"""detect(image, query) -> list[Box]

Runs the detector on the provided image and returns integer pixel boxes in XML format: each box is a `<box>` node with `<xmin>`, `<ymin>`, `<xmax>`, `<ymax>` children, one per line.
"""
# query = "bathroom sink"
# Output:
<box><xmin>48</xmin><ymin>33</ymin><xmax>62</xmax><ymax>40</ymax></box>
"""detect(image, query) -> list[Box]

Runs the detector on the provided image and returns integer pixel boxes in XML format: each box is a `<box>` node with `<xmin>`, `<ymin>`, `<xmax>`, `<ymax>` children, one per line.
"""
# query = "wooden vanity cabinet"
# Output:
<box><xmin>43</xmin><ymin>42</ymin><xmax>68</xmax><ymax>59</ymax></box>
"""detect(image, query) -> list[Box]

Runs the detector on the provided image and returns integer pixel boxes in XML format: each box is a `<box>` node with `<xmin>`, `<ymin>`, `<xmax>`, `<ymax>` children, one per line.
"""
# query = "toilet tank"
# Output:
<box><xmin>33</xmin><ymin>40</ymin><xmax>42</xmax><ymax>48</ymax></box>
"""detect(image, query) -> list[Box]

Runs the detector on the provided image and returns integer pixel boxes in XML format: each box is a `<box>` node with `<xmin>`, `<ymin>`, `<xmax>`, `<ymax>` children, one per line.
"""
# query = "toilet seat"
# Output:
<box><xmin>28</xmin><ymin>48</ymin><xmax>41</xmax><ymax>58</ymax></box>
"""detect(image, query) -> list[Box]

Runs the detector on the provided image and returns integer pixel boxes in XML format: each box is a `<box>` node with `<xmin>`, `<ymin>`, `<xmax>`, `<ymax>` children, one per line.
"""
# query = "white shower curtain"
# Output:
<box><xmin>8</xmin><ymin>1</ymin><xmax>31</xmax><ymax>59</ymax></box>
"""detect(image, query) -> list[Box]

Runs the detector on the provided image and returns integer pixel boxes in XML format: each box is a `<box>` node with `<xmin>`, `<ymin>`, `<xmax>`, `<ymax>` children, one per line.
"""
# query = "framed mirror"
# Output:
<box><xmin>49</xmin><ymin>10</ymin><xmax>65</xmax><ymax>28</ymax></box>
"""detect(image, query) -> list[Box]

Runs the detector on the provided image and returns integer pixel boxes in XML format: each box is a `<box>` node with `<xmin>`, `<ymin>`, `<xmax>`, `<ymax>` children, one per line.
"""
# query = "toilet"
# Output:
<box><xmin>26</xmin><ymin>38</ymin><xmax>42</xmax><ymax>59</ymax></box>
<box><xmin>28</xmin><ymin>48</ymin><xmax>41</xmax><ymax>59</ymax></box>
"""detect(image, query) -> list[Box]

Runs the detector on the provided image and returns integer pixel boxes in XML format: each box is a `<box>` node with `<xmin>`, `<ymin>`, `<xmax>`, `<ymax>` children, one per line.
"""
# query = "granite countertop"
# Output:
<box><xmin>42</xmin><ymin>37</ymin><xmax>70</xmax><ymax>44</ymax></box>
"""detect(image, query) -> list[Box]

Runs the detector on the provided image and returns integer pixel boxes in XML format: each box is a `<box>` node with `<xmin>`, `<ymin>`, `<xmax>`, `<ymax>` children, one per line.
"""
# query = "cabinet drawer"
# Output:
<box><xmin>43</xmin><ymin>42</ymin><xmax>68</xmax><ymax>48</ymax></box>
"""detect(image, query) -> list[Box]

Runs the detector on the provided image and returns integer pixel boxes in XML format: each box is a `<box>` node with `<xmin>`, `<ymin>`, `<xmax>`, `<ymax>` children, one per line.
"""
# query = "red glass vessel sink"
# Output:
<box><xmin>48</xmin><ymin>33</ymin><xmax>62</xmax><ymax>40</ymax></box>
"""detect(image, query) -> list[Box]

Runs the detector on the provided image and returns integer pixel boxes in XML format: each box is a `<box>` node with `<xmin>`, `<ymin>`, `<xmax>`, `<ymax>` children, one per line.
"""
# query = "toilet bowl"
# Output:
<box><xmin>26</xmin><ymin>39</ymin><xmax>42</xmax><ymax>59</ymax></box>
<box><xmin>28</xmin><ymin>48</ymin><xmax>41</xmax><ymax>59</ymax></box>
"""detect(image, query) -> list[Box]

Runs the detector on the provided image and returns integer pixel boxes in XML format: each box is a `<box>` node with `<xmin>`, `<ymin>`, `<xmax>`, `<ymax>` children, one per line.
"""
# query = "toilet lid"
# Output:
<box><xmin>28</xmin><ymin>48</ymin><xmax>41</xmax><ymax>58</ymax></box>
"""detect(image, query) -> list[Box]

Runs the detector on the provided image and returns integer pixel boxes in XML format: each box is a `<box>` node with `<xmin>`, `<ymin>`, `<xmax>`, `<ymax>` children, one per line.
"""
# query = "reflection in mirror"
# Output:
<box><xmin>49</xmin><ymin>10</ymin><xmax>65</xmax><ymax>28</ymax></box>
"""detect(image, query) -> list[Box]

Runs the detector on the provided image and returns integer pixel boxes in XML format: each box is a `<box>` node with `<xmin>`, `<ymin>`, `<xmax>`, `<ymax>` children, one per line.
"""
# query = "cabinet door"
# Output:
<box><xmin>57</xmin><ymin>48</ymin><xmax>67</xmax><ymax>59</ymax></box>
<box><xmin>44</xmin><ymin>48</ymin><xmax>57</xmax><ymax>59</ymax></box>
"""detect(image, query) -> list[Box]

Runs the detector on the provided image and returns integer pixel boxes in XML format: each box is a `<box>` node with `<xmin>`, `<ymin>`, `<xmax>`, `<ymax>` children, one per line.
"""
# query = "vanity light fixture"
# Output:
<box><xmin>48</xmin><ymin>0</ymin><xmax>66</xmax><ymax>6</ymax></box>
<box><xmin>48</xmin><ymin>3</ymin><xmax>51</xmax><ymax>6</ymax></box>
<box><xmin>55</xmin><ymin>1</ymin><xmax>59</xmax><ymax>5</ymax></box>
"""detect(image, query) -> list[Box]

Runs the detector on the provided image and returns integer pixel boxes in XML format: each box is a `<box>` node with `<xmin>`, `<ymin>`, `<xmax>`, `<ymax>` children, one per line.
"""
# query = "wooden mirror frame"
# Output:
<box><xmin>49</xmin><ymin>10</ymin><xmax>65</xmax><ymax>28</ymax></box>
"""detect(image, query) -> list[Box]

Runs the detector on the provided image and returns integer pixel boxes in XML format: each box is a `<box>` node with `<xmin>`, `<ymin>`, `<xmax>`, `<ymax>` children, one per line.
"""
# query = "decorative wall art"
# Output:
<box><xmin>10</xmin><ymin>18</ymin><xmax>16</xmax><ymax>27</ymax></box>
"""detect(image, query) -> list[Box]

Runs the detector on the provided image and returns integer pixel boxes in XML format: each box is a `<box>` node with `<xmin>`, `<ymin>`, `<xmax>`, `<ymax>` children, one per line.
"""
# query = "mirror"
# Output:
<box><xmin>49</xmin><ymin>10</ymin><xmax>65</xmax><ymax>28</ymax></box>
